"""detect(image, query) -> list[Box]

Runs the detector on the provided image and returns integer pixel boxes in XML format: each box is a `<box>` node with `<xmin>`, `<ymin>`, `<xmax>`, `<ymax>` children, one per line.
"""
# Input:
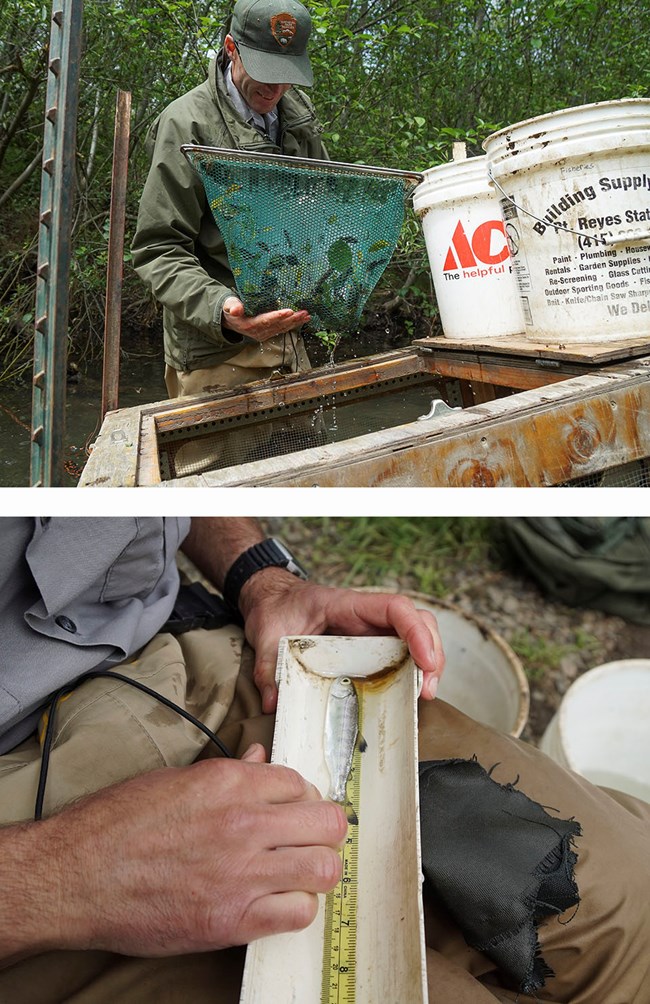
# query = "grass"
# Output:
<box><xmin>508</xmin><ymin>627</ymin><xmax>602</xmax><ymax>682</ymax></box>
<box><xmin>272</xmin><ymin>517</ymin><xmax>496</xmax><ymax>596</ymax></box>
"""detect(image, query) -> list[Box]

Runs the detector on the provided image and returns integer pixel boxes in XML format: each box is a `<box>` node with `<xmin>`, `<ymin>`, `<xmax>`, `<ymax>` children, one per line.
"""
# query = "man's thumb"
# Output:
<box><xmin>241</xmin><ymin>743</ymin><xmax>267</xmax><ymax>763</ymax></box>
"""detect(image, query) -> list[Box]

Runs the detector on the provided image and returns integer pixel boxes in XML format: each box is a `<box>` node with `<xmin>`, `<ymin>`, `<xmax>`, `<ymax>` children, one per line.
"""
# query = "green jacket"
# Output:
<box><xmin>132</xmin><ymin>51</ymin><xmax>327</xmax><ymax>373</ymax></box>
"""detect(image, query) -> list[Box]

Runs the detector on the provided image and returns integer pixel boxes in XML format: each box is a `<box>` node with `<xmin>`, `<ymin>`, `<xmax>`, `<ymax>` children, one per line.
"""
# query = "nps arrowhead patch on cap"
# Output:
<box><xmin>270</xmin><ymin>13</ymin><xmax>298</xmax><ymax>47</ymax></box>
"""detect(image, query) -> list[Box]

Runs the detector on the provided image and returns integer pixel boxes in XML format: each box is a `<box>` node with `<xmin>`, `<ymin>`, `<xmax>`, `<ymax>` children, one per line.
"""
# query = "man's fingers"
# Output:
<box><xmin>243</xmin><ymin>763</ymin><xmax>322</xmax><ymax>804</ymax></box>
<box><xmin>269</xmin><ymin>843</ymin><xmax>343</xmax><ymax>891</ymax></box>
<box><xmin>339</xmin><ymin>591</ymin><xmax>445</xmax><ymax>677</ymax></box>
<box><xmin>241</xmin><ymin>890</ymin><xmax>321</xmax><ymax>942</ymax></box>
<box><xmin>259</xmin><ymin>801</ymin><xmax>347</xmax><ymax>852</ymax></box>
<box><xmin>222</xmin><ymin>305</ymin><xmax>311</xmax><ymax>342</ymax></box>
<box><xmin>199</xmin><ymin>758</ymin><xmax>320</xmax><ymax>805</ymax></box>
<box><xmin>252</xmin><ymin>651</ymin><xmax>279</xmax><ymax>713</ymax></box>
<box><xmin>235</xmin><ymin>842</ymin><xmax>342</xmax><ymax>898</ymax></box>
<box><xmin>223</xmin><ymin>296</ymin><xmax>245</xmax><ymax>316</ymax></box>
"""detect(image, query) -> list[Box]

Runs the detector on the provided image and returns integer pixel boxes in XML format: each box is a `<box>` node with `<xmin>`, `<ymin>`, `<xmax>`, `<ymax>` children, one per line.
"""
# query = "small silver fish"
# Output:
<box><xmin>324</xmin><ymin>676</ymin><xmax>360</xmax><ymax>805</ymax></box>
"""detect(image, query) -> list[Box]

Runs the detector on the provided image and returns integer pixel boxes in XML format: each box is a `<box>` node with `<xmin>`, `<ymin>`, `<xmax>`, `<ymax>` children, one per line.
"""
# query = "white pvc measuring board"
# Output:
<box><xmin>239</xmin><ymin>635</ymin><xmax>428</xmax><ymax>1004</ymax></box>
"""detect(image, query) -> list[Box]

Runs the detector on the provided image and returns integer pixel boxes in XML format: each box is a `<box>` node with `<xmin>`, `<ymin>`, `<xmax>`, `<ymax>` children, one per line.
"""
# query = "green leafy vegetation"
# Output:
<box><xmin>2</xmin><ymin>0</ymin><xmax>649</xmax><ymax>379</ymax></box>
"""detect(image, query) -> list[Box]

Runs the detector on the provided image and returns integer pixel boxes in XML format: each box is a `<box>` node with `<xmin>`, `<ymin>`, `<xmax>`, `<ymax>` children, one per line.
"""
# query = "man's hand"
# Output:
<box><xmin>222</xmin><ymin>296</ymin><xmax>310</xmax><ymax>343</ymax></box>
<box><xmin>0</xmin><ymin>747</ymin><xmax>346</xmax><ymax>963</ymax></box>
<box><xmin>180</xmin><ymin>518</ymin><xmax>446</xmax><ymax>714</ymax></box>
<box><xmin>239</xmin><ymin>571</ymin><xmax>446</xmax><ymax>713</ymax></box>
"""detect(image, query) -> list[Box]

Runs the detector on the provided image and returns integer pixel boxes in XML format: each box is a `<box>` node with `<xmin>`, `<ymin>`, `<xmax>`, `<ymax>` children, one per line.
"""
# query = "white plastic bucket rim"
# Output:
<box><xmin>543</xmin><ymin>659</ymin><xmax>650</xmax><ymax>802</ymax></box>
<box><xmin>413</xmin><ymin>155</ymin><xmax>495</xmax><ymax>214</ymax></box>
<box><xmin>358</xmin><ymin>589</ymin><xmax>529</xmax><ymax>737</ymax></box>
<box><xmin>483</xmin><ymin>98</ymin><xmax>650</xmax><ymax>175</ymax></box>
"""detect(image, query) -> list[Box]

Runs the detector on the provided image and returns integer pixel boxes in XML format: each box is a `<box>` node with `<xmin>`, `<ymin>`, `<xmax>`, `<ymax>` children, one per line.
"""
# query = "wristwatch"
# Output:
<box><xmin>223</xmin><ymin>538</ymin><xmax>308</xmax><ymax>612</ymax></box>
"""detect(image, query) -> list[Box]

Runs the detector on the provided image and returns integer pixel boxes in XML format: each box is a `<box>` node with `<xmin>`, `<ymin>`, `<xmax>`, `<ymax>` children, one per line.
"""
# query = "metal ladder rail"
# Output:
<box><xmin>31</xmin><ymin>0</ymin><xmax>83</xmax><ymax>487</ymax></box>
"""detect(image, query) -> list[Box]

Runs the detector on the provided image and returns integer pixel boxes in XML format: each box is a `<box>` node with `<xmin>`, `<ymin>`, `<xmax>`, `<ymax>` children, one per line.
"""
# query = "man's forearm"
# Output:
<box><xmin>0</xmin><ymin>819</ymin><xmax>67</xmax><ymax>965</ymax></box>
<box><xmin>180</xmin><ymin>517</ymin><xmax>266</xmax><ymax>591</ymax></box>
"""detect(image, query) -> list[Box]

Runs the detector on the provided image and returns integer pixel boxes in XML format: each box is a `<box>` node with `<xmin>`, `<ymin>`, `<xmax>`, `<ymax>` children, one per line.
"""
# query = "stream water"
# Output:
<box><xmin>0</xmin><ymin>352</ymin><xmax>166</xmax><ymax>488</ymax></box>
<box><xmin>0</xmin><ymin>331</ymin><xmax>418</xmax><ymax>488</ymax></box>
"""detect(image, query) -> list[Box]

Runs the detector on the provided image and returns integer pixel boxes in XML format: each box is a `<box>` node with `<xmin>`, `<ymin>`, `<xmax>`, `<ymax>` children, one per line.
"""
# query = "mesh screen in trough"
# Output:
<box><xmin>156</xmin><ymin>372</ymin><xmax>440</xmax><ymax>480</ymax></box>
<box><xmin>560</xmin><ymin>458</ymin><xmax>650</xmax><ymax>488</ymax></box>
<box><xmin>182</xmin><ymin>145</ymin><xmax>421</xmax><ymax>334</ymax></box>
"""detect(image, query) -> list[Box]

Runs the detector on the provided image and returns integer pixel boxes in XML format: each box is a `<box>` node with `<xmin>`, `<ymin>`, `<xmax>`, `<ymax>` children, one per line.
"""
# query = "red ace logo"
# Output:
<box><xmin>443</xmin><ymin>220</ymin><xmax>510</xmax><ymax>270</ymax></box>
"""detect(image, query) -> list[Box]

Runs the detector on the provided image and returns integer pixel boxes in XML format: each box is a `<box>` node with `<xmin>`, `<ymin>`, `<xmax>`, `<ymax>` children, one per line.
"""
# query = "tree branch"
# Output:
<box><xmin>0</xmin><ymin>147</ymin><xmax>42</xmax><ymax>210</ymax></box>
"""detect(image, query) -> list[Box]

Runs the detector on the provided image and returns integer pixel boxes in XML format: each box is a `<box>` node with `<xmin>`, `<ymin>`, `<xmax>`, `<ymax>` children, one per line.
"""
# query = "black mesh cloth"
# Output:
<box><xmin>419</xmin><ymin>758</ymin><xmax>581</xmax><ymax>995</ymax></box>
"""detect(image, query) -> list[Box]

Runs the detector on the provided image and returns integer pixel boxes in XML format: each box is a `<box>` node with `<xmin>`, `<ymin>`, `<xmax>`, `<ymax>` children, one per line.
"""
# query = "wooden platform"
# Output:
<box><xmin>414</xmin><ymin>333</ymin><xmax>650</xmax><ymax>364</ymax></box>
<box><xmin>412</xmin><ymin>333</ymin><xmax>650</xmax><ymax>405</ymax></box>
<box><xmin>78</xmin><ymin>340</ymin><xmax>650</xmax><ymax>488</ymax></box>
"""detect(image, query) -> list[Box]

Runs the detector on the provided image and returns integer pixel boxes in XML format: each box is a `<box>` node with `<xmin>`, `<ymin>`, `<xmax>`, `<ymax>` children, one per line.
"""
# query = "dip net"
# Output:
<box><xmin>182</xmin><ymin>145</ymin><xmax>422</xmax><ymax>334</ymax></box>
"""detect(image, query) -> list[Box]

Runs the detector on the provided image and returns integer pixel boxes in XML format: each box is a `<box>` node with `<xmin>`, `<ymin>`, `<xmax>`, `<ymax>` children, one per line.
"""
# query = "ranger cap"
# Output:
<box><xmin>230</xmin><ymin>0</ymin><xmax>314</xmax><ymax>87</ymax></box>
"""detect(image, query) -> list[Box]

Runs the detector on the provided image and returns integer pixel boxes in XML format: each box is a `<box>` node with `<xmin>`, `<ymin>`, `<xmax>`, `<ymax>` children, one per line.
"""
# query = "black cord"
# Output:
<box><xmin>34</xmin><ymin>670</ymin><xmax>234</xmax><ymax>821</ymax></box>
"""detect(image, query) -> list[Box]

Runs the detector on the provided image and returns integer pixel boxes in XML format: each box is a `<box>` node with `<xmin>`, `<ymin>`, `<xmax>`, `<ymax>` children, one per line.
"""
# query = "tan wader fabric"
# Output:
<box><xmin>163</xmin><ymin>335</ymin><xmax>314</xmax><ymax>477</ymax></box>
<box><xmin>1</xmin><ymin>627</ymin><xmax>649</xmax><ymax>1004</ymax></box>
<box><xmin>164</xmin><ymin>332</ymin><xmax>311</xmax><ymax>398</ymax></box>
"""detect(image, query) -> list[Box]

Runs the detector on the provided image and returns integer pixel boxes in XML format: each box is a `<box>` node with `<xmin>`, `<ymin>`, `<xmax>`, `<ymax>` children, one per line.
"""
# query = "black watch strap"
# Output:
<box><xmin>222</xmin><ymin>538</ymin><xmax>308</xmax><ymax>612</ymax></box>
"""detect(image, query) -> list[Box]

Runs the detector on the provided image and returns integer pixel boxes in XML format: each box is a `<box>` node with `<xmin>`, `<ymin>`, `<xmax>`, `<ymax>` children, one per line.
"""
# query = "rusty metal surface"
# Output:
<box><xmin>101</xmin><ymin>89</ymin><xmax>131</xmax><ymax>420</ymax></box>
<box><xmin>177</xmin><ymin>358</ymin><xmax>650</xmax><ymax>488</ymax></box>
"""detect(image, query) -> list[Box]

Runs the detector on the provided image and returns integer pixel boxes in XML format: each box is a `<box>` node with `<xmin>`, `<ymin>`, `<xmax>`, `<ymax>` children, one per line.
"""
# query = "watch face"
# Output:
<box><xmin>272</xmin><ymin>540</ymin><xmax>292</xmax><ymax>562</ymax></box>
<box><xmin>271</xmin><ymin>539</ymin><xmax>308</xmax><ymax>579</ymax></box>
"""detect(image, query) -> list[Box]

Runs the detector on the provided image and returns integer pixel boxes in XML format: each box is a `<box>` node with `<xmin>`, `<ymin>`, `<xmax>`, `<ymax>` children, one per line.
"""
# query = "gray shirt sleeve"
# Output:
<box><xmin>0</xmin><ymin>517</ymin><xmax>191</xmax><ymax>753</ymax></box>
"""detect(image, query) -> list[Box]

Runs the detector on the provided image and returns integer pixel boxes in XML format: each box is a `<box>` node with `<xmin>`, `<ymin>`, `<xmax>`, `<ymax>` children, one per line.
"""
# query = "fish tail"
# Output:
<box><xmin>345</xmin><ymin>801</ymin><xmax>359</xmax><ymax>826</ymax></box>
<box><xmin>330</xmin><ymin>795</ymin><xmax>359</xmax><ymax>826</ymax></box>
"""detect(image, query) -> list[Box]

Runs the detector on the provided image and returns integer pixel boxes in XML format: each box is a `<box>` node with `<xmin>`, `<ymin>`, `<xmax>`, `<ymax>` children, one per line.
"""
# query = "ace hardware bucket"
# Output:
<box><xmin>483</xmin><ymin>99</ymin><xmax>650</xmax><ymax>343</ymax></box>
<box><xmin>412</xmin><ymin>155</ymin><xmax>525</xmax><ymax>339</ymax></box>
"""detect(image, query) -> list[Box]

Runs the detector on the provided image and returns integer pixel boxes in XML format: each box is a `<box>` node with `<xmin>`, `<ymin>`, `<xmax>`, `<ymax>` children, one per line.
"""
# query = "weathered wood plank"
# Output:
<box><xmin>154</xmin><ymin>350</ymin><xmax>428</xmax><ymax>434</ymax></box>
<box><xmin>425</xmin><ymin>351</ymin><xmax>583</xmax><ymax>390</ymax></box>
<box><xmin>78</xmin><ymin>407</ymin><xmax>140</xmax><ymax>487</ymax></box>
<box><xmin>158</xmin><ymin>358</ymin><xmax>650</xmax><ymax>488</ymax></box>
<box><xmin>137</xmin><ymin>414</ymin><xmax>162</xmax><ymax>486</ymax></box>
<box><xmin>414</xmin><ymin>333</ymin><xmax>650</xmax><ymax>364</ymax></box>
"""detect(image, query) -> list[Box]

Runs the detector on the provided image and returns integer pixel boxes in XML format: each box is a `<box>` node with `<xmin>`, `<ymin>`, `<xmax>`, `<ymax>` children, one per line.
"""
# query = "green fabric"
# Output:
<box><xmin>503</xmin><ymin>517</ymin><xmax>650</xmax><ymax>624</ymax></box>
<box><xmin>131</xmin><ymin>50</ymin><xmax>327</xmax><ymax>374</ymax></box>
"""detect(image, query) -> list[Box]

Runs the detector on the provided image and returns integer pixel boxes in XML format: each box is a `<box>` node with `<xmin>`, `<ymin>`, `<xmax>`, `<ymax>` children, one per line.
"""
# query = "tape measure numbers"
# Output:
<box><xmin>321</xmin><ymin>698</ymin><xmax>363</xmax><ymax>1004</ymax></box>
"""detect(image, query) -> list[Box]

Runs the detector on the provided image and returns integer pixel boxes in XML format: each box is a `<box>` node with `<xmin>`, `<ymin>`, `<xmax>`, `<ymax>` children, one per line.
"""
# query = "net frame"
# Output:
<box><xmin>182</xmin><ymin>144</ymin><xmax>423</xmax><ymax>334</ymax></box>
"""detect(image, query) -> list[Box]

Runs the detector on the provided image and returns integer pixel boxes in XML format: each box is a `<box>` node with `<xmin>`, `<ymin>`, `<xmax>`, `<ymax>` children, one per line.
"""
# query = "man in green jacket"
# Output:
<box><xmin>132</xmin><ymin>0</ymin><xmax>327</xmax><ymax>400</ymax></box>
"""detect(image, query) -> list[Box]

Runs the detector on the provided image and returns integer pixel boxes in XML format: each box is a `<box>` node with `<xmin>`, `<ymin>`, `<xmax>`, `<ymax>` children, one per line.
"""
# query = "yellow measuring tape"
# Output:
<box><xmin>320</xmin><ymin>699</ymin><xmax>363</xmax><ymax>1004</ymax></box>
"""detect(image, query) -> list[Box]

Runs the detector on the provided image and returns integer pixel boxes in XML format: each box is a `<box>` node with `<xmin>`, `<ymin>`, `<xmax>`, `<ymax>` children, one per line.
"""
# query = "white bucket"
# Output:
<box><xmin>540</xmin><ymin>659</ymin><xmax>650</xmax><ymax>802</ymax></box>
<box><xmin>361</xmin><ymin>590</ymin><xmax>529</xmax><ymax>736</ymax></box>
<box><xmin>412</xmin><ymin>155</ymin><xmax>525</xmax><ymax>339</ymax></box>
<box><xmin>483</xmin><ymin>99</ymin><xmax>650</xmax><ymax>344</ymax></box>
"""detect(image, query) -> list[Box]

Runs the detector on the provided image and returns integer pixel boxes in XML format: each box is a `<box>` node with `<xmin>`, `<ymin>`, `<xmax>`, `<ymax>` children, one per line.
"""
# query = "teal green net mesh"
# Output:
<box><xmin>182</xmin><ymin>146</ymin><xmax>421</xmax><ymax>334</ymax></box>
